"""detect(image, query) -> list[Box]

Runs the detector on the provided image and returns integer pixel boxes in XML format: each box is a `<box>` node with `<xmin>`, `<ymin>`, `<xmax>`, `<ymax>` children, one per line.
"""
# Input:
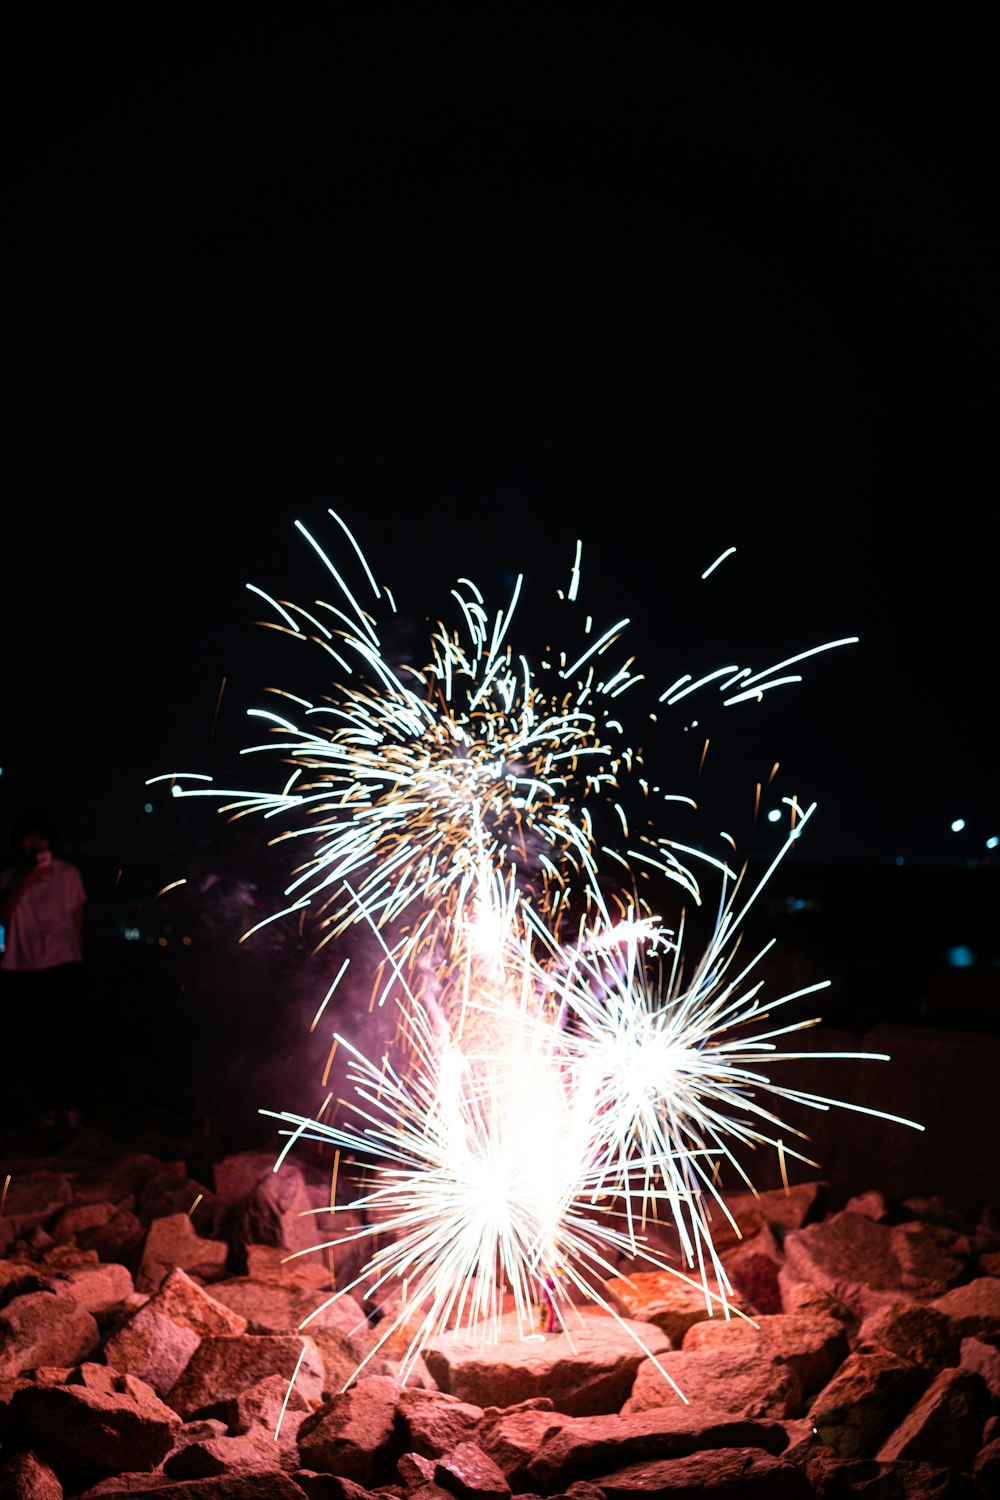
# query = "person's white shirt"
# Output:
<box><xmin>0</xmin><ymin>859</ymin><xmax>85</xmax><ymax>970</ymax></box>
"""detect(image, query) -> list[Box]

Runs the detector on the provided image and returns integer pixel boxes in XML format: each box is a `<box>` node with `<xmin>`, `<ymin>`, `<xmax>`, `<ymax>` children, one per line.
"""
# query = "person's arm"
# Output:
<box><xmin>0</xmin><ymin>866</ymin><xmax>46</xmax><ymax>921</ymax></box>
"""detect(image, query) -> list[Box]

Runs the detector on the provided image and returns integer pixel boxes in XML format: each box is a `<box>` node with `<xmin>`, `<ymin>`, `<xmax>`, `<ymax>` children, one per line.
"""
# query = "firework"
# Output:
<box><xmin>157</xmin><ymin>513</ymin><xmax>914</xmax><ymax>1402</ymax></box>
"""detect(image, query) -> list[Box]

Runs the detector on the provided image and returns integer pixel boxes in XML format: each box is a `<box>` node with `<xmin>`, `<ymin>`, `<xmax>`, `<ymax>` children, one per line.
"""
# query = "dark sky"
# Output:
<box><xmin>3</xmin><ymin>15</ymin><xmax>997</xmax><ymax>875</ymax></box>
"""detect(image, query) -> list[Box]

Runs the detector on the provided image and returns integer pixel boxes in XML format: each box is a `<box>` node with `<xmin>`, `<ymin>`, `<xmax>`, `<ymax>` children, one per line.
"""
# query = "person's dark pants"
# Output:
<box><xmin>0</xmin><ymin>962</ymin><xmax>85</xmax><ymax>1123</ymax></box>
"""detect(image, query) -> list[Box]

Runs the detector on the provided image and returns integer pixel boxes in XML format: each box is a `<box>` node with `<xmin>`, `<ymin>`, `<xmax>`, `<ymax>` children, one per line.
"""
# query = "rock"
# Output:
<box><xmin>293</xmin><ymin>1476</ymin><xmax>381</xmax><ymax>1500</ymax></box>
<box><xmin>244</xmin><ymin>1246</ymin><xmax>331</xmax><ymax>1288</ymax></box>
<box><xmin>5</xmin><ymin>1373</ymin><xmax>181</xmax><ymax>1475</ymax></box>
<box><xmin>961</xmin><ymin>1335</ymin><xmax>1000</xmax><ymax>1401</ymax></box>
<box><xmin>0</xmin><ymin>1171</ymin><xmax>73</xmax><ymax>1237</ymax></box>
<box><xmin>434</xmin><ymin>1441</ymin><xmax>509</xmax><ymax>1498</ymax></box>
<box><xmin>137</xmin><ymin>1215</ymin><xmax>230</xmax><ymax>1293</ymax></box>
<box><xmin>720</xmin><ymin>1227</ymin><xmax>784</xmax><ymax>1315</ymax></box>
<box><xmin>594</xmin><ymin>1448</ymin><xmax>810</xmax><ymax>1497</ymax></box>
<box><xmin>45</xmin><ymin>1260</ymin><xmax>134</xmax><ymax>1317</ymax></box>
<box><xmin>808</xmin><ymin>1346</ymin><xmax>926</xmax><ymax>1459</ymax></box>
<box><xmin>903</xmin><ymin>1197</ymin><xmax>973</xmax><ymax>1233</ymax></box>
<box><xmin>804</xmin><ymin>1452</ymin><xmax>967</xmax><ymax>1500</ymax></box>
<box><xmin>137</xmin><ymin>1167</ymin><xmax>220</xmax><ymax>1231</ymax></box>
<box><xmin>164</xmin><ymin>1431</ymin><xmax>281</xmax><ymax>1478</ymax></box>
<box><xmin>844</xmin><ymin>1190</ymin><xmax>891</xmax><ymax>1221</ymax></box>
<box><xmin>214</xmin><ymin>1152</ymin><xmax>282</xmax><ymax>1204</ymax></box>
<box><xmin>682</xmin><ymin>1313</ymin><xmax>847</xmax><ymax>1398</ymax></box>
<box><xmin>398</xmin><ymin>1388</ymin><xmax>486</xmax><ymax>1458</ymax></box>
<box><xmin>296</xmin><ymin>1374</ymin><xmax>401</xmax><ymax>1485</ymax></box>
<box><xmin>981</xmin><ymin>1251</ymin><xmax>1000</xmax><ymax>1276</ymax></box>
<box><xmin>603</xmin><ymin>1270</ymin><xmax>725</xmax><ymax>1344</ymax></box>
<box><xmin>0</xmin><ymin>1289</ymin><xmax>99</xmax><ymax>1375</ymax></box>
<box><xmin>236</xmin><ymin>1163</ymin><xmax>325</xmax><ymax>1260</ymax></box>
<box><xmin>624</xmin><ymin>1344</ymin><xmax>802</xmax><ymax>1419</ymax></box>
<box><xmin>229</xmin><ymin>1372</ymin><xmax>315</xmax><ymax>1468</ymax></box>
<box><xmin>0</xmin><ymin>1257</ymin><xmax>46</xmax><ymax>1302</ymax></box>
<box><xmin>889</xmin><ymin>1221</ymin><xmax>971</xmax><ymax>1296</ymax></box>
<box><xmin>782</xmin><ymin>1213</ymin><xmax>907</xmax><ymax>1318</ymax></box>
<box><xmin>165</xmin><ymin>1417</ymin><xmax>230</xmax><ymax>1456</ymax></box>
<box><xmin>79</xmin><ymin>1475</ymin><xmax>312</xmax><ymax>1497</ymax></box>
<box><xmin>974</xmin><ymin>1439</ymin><xmax>1000</xmax><ymax>1500</ymax></box>
<box><xmin>399</xmin><ymin>1451</ymin><xmax>439</xmax><ymax>1488</ymax></box>
<box><xmin>521</xmin><ymin>1408</ymin><xmax>789</xmax><ymax>1492</ymax></box>
<box><xmin>857</xmin><ymin>1302</ymin><xmax>961</xmax><ymax>1375</ymax></box>
<box><xmin>931</xmin><ymin>1278</ymin><xmax>1000</xmax><ymax>1338</ymax></box>
<box><xmin>0</xmin><ymin>1449</ymin><xmax>64</xmax><ymax>1499</ymax></box>
<box><xmin>425</xmin><ymin>1311</ymin><xmax>670</xmax><ymax>1416</ymax></box>
<box><xmin>208</xmin><ymin>1278</ymin><xmax>372</xmax><ymax>1357</ymax></box>
<box><xmin>51</xmin><ymin>1200</ymin><xmax>116</xmax><ymax>1241</ymax></box>
<box><xmin>78</xmin><ymin>1208</ymin><xmax>146</xmax><ymax>1268</ymax></box>
<box><xmin>479</xmin><ymin>1406</ymin><xmax>568</xmax><ymax>1484</ymax></box>
<box><xmin>72</xmin><ymin>1152</ymin><xmax>165</xmax><ymax>1206</ymax></box>
<box><xmin>779</xmin><ymin>1282</ymin><xmax>854</xmax><ymax>1325</ymax></box>
<box><xmin>877</xmin><ymin>1367</ymin><xmax>989</xmax><ymax>1469</ymax></box>
<box><xmin>167</xmin><ymin>1335</ymin><xmax>324</xmax><ymax>1419</ymax></box>
<box><xmin>106</xmin><ymin>1268</ymin><xmax>248</xmax><ymax>1394</ymax></box>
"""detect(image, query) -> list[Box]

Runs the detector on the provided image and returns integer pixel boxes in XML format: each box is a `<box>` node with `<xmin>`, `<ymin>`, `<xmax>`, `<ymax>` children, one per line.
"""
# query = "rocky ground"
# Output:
<box><xmin>1</xmin><ymin>1129</ymin><xmax>998</xmax><ymax>1499</ymax></box>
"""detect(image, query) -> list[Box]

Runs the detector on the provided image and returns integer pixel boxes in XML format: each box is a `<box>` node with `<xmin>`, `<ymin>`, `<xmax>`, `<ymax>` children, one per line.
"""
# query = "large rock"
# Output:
<box><xmin>163</xmin><ymin>1431</ymin><xmax>281</xmax><ymax>1478</ymax></box>
<box><xmin>0</xmin><ymin>1172</ymin><xmax>73</xmax><ymax>1238</ymax></box>
<box><xmin>136</xmin><ymin>1167</ymin><xmax>220</xmax><ymax>1231</ymax></box>
<box><xmin>877</xmin><ymin>1367</ymin><xmax>989</xmax><ymax>1469</ymax></box>
<box><xmin>478</xmin><ymin>1403</ymin><xmax>568</xmax><ymax>1483</ymax></box>
<box><xmin>857</xmin><ymin>1302</ymin><xmax>961</xmax><ymax>1375</ymax></box>
<box><xmin>719</xmin><ymin>1227</ymin><xmax>784</xmax><ymax>1315</ymax></box>
<box><xmin>808</xmin><ymin>1345</ymin><xmax>926</xmax><ymax>1459</ymax></box>
<box><xmin>434</xmin><ymin>1440</ymin><xmax>510</xmax><ymax>1498</ymax></box>
<box><xmin>594</xmin><ymin>1447</ymin><xmax>810</xmax><ymax>1497</ymax></box>
<box><xmin>77</xmin><ymin>1207</ymin><xmax>145</xmax><ymax>1268</ymax></box>
<box><xmin>624</xmin><ymin>1345</ymin><xmax>802</xmax><ymax>1419</ymax></box>
<box><xmin>296</xmin><ymin>1374</ymin><xmax>401</xmax><ymax>1485</ymax></box>
<box><xmin>78</xmin><ymin>1475</ymin><xmax>311</xmax><ymax>1497</ymax></box>
<box><xmin>889</xmin><ymin>1220</ymin><xmax>971</xmax><ymax>1296</ymax></box>
<box><xmin>5</xmin><ymin>1373</ymin><xmax>181</xmax><ymax>1475</ymax></box>
<box><xmin>424</xmin><ymin>1310</ymin><xmax>670</xmax><ymax>1416</ymax></box>
<box><xmin>519</xmin><ymin>1407</ymin><xmax>789</xmax><ymax>1493</ymax></box>
<box><xmin>236</xmin><ymin>1163</ymin><xmax>325</xmax><ymax>1260</ymax></box>
<box><xmin>105</xmin><ymin>1268</ymin><xmax>248</xmax><ymax>1394</ymax></box>
<box><xmin>961</xmin><ymin>1335</ymin><xmax>1000</xmax><ymax>1402</ymax></box>
<box><xmin>975</xmin><ymin>1439</ymin><xmax>1000</xmax><ymax>1500</ymax></box>
<box><xmin>603</xmin><ymin>1271</ymin><xmax>727</xmax><ymax>1344</ymax></box>
<box><xmin>0</xmin><ymin>1290</ymin><xmax>99</xmax><ymax>1375</ymax></box>
<box><xmin>208</xmin><ymin>1278</ymin><xmax>371</xmax><ymax>1357</ymax></box>
<box><xmin>45</xmin><ymin>1261</ymin><xmax>134</xmax><ymax>1317</ymax></box>
<box><xmin>682</xmin><ymin>1313</ymin><xmax>847</xmax><ymax>1398</ymax></box>
<box><xmin>137</xmin><ymin>1215</ymin><xmax>229</xmax><ymax>1293</ymax></box>
<box><xmin>931</xmin><ymin>1277</ymin><xmax>1000</xmax><ymax>1338</ymax></box>
<box><xmin>782</xmin><ymin>1213</ymin><xmax>905</xmax><ymax>1318</ymax></box>
<box><xmin>0</xmin><ymin>1449</ymin><xmax>64</xmax><ymax>1499</ymax></box>
<box><xmin>398</xmin><ymin>1387</ymin><xmax>486</xmax><ymax>1458</ymax></box>
<box><xmin>229</xmin><ymin>1372</ymin><xmax>316</xmax><ymax>1468</ymax></box>
<box><xmin>167</xmin><ymin>1335</ymin><xmax>324</xmax><ymax>1419</ymax></box>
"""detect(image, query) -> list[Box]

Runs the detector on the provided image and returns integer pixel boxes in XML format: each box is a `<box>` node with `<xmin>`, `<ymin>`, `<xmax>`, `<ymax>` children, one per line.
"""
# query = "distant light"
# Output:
<box><xmin>144</xmin><ymin>802</ymin><xmax>154</xmax><ymax>814</ymax></box>
<box><xmin>946</xmin><ymin>944</ymin><xmax>975</xmax><ymax>968</ymax></box>
<box><xmin>767</xmin><ymin>809</ymin><xmax>782</xmax><ymax>823</ymax></box>
<box><xmin>123</xmin><ymin>926</ymin><xmax>140</xmax><ymax>942</ymax></box>
<box><xmin>951</xmin><ymin>818</ymin><xmax>966</xmax><ymax>833</ymax></box>
<box><xmin>987</xmin><ymin>836</ymin><xmax>999</xmax><ymax>851</ymax></box>
<box><xmin>158</xmin><ymin>936</ymin><xmax>168</xmax><ymax>947</ymax></box>
<box><xmin>895</xmin><ymin>856</ymin><xmax>905</xmax><ymax>866</ymax></box>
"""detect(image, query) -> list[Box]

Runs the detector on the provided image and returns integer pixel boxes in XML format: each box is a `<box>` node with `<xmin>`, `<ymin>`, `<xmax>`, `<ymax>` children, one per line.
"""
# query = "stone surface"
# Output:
<box><xmin>624</xmin><ymin>1345</ymin><xmax>802</xmax><ymax>1419</ymax></box>
<box><xmin>398</xmin><ymin>1387</ymin><xmax>486</xmax><ymax>1458</ymax></box>
<box><xmin>719</xmin><ymin>1226</ymin><xmax>784</xmax><ymax>1315</ymax></box>
<box><xmin>6</xmin><ymin>1373</ymin><xmax>181</xmax><ymax>1475</ymax></box>
<box><xmin>0</xmin><ymin>1449</ymin><xmax>64</xmax><ymax>1499</ymax></box>
<box><xmin>229</xmin><ymin>1372</ymin><xmax>315</xmax><ymax>1467</ymax></box>
<box><xmin>424</xmin><ymin>1311</ymin><xmax>670</xmax><ymax>1416</ymax></box>
<box><xmin>236</xmin><ymin>1163</ymin><xmax>324</xmax><ymax>1260</ymax></box>
<box><xmin>808</xmin><ymin>1345</ymin><xmax>926</xmax><ymax>1459</ymax></box>
<box><xmin>877</xmin><ymin>1366</ymin><xmax>989</xmax><ymax>1469</ymax></box>
<box><xmin>889</xmin><ymin>1220</ymin><xmax>971</xmax><ymax>1296</ymax></box>
<box><xmin>106</xmin><ymin>1268</ymin><xmax>248</xmax><ymax>1395</ymax></box>
<box><xmin>0</xmin><ymin>1289</ymin><xmax>99</xmax><ymax>1375</ymax></box>
<box><xmin>603</xmin><ymin>1271</ymin><xmax>724</xmax><ymax>1344</ymax></box>
<box><xmin>857</xmin><ymin>1302</ymin><xmax>961</xmax><ymax>1375</ymax></box>
<box><xmin>960</xmin><ymin>1334</ymin><xmax>1000</xmax><ymax>1401</ymax></box>
<box><xmin>167</xmin><ymin>1335</ymin><xmax>324</xmax><ymax>1419</ymax></box>
<box><xmin>78</xmin><ymin>1207</ymin><xmax>146</xmax><ymax>1267</ymax></box>
<box><xmin>595</xmin><ymin>1447</ymin><xmax>810</xmax><ymax>1497</ymax></box>
<box><xmin>46</xmin><ymin>1260</ymin><xmax>134</xmax><ymax>1317</ymax></box>
<box><xmin>79</xmin><ymin>1476</ymin><xmax>311</xmax><ymax>1497</ymax></box>
<box><xmin>974</xmin><ymin>1439</ymin><xmax>1000</xmax><ymax>1500</ymax></box>
<box><xmin>0</xmin><ymin>1171</ymin><xmax>74</xmax><ymax>1237</ymax></box>
<box><xmin>931</xmin><ymin>1277</ymin><xmax>1000</xmax><ymax>1338</ymax></box>
<box><xmin>163</xmin><ymin>1431</ymin><xmax>281</xmax><ymax>1478</ymax></box>
<box><xmin>521</xmin><ymin>1408</ymin><xmax>789</xmax><ymax>1492</ymax></box>
<box><xmin>434</xmin><ymin>1441</ymin><xmax>510</xmax><ymax>1498</ymax></box>
<box><xmin>478</xmin><ymin>1405</ymin><xmax>567</xmax><ymax>1484</ymax></box>
<box><xmin>296</xmin><ymin>1374</ymin><xmax>402</xmax><ymax>1485</ymax></box>
<box><xmin>782</xmin><ymin>1213</ymin><xmax>906</xmax><ymax>1318</ymax></box>
<box><xmin>682</xmin><ymin>1313</ymin><xmax>847</xmax><ymax>1398</ymax></box>
<box><xmin>137</xmin><ymin>1214</ymin><xmax>230</xmax><ymax>1293</ymax></box>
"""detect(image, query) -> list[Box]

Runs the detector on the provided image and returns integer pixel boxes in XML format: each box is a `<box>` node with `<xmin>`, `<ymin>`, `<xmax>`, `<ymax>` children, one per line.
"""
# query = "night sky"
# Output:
<box><xmin>4</xmin><ymin>15</ymin><xmax>997</xmax><ymax>883</ymax></box>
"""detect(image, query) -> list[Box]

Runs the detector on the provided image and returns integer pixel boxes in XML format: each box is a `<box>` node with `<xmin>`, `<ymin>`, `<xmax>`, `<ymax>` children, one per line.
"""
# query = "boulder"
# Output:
<box><xmin>0</xmin><ymin>1449</ymin><xmax>64</xmax><ymax>1499</ymax></box>
<box><xmin>624</xmin><ymin>1345</ymin><xmax>802</xmax><ymax>1419</ymax></box>
<box><xmin>931</xmin><ymin>1278</ymin><xmax>1000</xmax><ymax>1339</ymax></box>
<box><xmin>229</xmin><ymin>1372</ymin><xmax>316</xmax><ymax>1467</ymax></box>
<box><xmin>236</xmin><ymin>1163</ymin><xmax>325</xmax><ymax>1260</ymax></box>
<box><xmin>521</xmin><ymin>1407</ymin><xmax>789</xmax><ymax>1493</ymax></box>
<box><xmin>719</xmin><ymin>1226</ymin><xmax>783</xmax><ymax>1315</ymax></box>
<box><xmin>105</xmin><ymin>1267</ymin><xmax>248</xmax><ymax>1395</ymax></box>
<box><xmin>78</xmin><ymin>1475</ymin><xmax>312</xmax><ymax>1497</ymax></box>
<box><xmin>960</xmin><ymin>1335</ymin><xmax>1000</xmax><ymax>1402</ymax></box>
<box><xmin>5</xmin><ymin>1373</ymin><xmax>181</xmax><ymax>1475</ymax></box>
<box><xmin>167</xmin><ymin>1335</ymin><xmax>324</xmax><ymax>1419</ymax></box>
<box><xmin>682</xmin><ymin>1313</ymin><xmax>847</xmax><ymax>1398</ymax></box>
<box><xmin>425</xmin><ymin>1311</ymin><xmax>670</xmax><ymax>1416</ymax></box>
<box><xmin>857</xmin><ymin>1302</ymin><xmax>961</xmax><ymax>1375</ymax></box>
<box><xmin>0</xmin><ymin>1289</ymin><xmax>99</xmax><ymax>1375</ymax></box>
<box><xmin>137</xmin><ymin>1215</ymin><xmax>230</xmax><ymax>1293</ymax></box>
<box><xmin>594</xmin><ymin>1447</ymin><xmax>810</xmax><ymax>1497</ymax></box>
<box><xmin>163</xmin><ymin>1431</ymin><xmax>281</xmax><ymax>1478</ymax></box>
<box><xmin>808</xmin><ymin>1345</ymin><xmax>926</xmax><ymax>1458</ymax></box>
<box><xmin>78</xmin><ymin>1208</ymin><xmax>145</xmax><ymax>1268</ymax></box>
<box><xmin>782</xmin><ymin>1213</ymin><xmax>905</xmax><ymax>1318</ymax></box>
<box><xmin>0</xmin><ymin>1171</ymin><xmax>73</xmax><ymax>1238</ymax></box>
<box><xmin>603</xmin><ymin>1270</ymin><xmax>726</xmax><ymax>1344</ymax></box>
<box><xmin>434</xmin><ymin>1441</ymin><xmax>510</xmax><ymax>1498</ymax></box>
<box><xmin>877</xmin><ymin>1367</ymin><xmax>989</xmax><ymax>1470</ymax></box>
<box><xmin>45</xmin><ymin>1260</ymin><xmax>134</xmax><ymax>1317</ymax></box>
<box><xmin>398</xmin><ymin>1387</ymin><xmax>486</xmax><ymax>1458</ymax></box>
<box><xmin>889</xmin><ymin>1220</ymin><xmax>971</xmax><ymax>1296</ymax></box>
<box><xmin>296</xmin><ymin>1374</ymin><xmax>402</xmax><ymax>1485</ymax></box>
<box><xmin>974</xmin><ymin>1439</ymin><xmax>1000</xmax><ymax>1500</ymax></box>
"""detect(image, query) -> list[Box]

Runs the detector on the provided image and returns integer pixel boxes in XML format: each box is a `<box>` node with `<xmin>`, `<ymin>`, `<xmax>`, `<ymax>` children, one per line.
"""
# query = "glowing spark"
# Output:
<box><xmin>701</xmin><ymin>546</ymin><xmax>736</xmax><ymax>579</ymax></box>
<box><xmin>154</xmin><ymin>879</ymin><xmax>187</xmax><ymax>899</ymax></box>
